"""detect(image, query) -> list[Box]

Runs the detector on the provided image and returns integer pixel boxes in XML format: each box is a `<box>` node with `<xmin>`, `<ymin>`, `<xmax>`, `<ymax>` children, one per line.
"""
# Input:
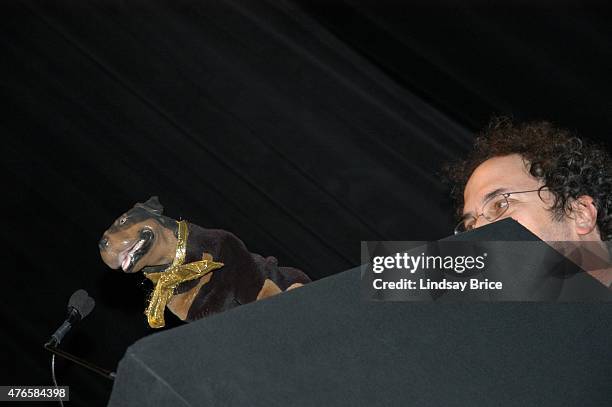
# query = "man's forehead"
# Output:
<box><xmin>463</xmin><ymin>154</ymin><xmax>533</xmax><ymax>213</ymax></box>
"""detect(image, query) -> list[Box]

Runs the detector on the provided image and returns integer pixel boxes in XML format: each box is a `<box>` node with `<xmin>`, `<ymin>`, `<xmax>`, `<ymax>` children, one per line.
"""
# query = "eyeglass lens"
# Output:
<box><xmin>456</xmin><ymin>194</ymin><xmax>510</xmax><ymax>233</ymax></box>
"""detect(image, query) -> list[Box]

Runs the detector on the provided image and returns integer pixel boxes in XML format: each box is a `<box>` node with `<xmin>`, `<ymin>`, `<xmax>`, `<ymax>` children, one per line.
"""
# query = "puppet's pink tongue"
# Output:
<box><xmin>122</xmin><ymin>239</ymin><xmax>145</xmax><ymax>271</ymax></box>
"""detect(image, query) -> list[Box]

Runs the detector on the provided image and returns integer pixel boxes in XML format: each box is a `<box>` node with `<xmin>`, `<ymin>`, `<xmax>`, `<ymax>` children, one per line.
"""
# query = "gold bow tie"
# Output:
<box><xmin>144</xmin><ymin>220</ymin><xmax>223</xmax><ymax>328</ymax></box>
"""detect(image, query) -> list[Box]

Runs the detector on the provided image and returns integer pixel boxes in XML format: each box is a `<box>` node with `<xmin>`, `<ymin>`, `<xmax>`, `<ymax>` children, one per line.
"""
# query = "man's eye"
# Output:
<box><xmin>494</xmin><ymin>199</ymin><xmax>508</xmax><ymax>211</ymax></box>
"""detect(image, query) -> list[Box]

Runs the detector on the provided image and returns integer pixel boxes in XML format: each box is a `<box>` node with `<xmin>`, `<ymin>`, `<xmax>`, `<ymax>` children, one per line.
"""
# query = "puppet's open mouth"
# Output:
<box><xmin>120</xmin><ymin>229</ymin><xmax>154</xmax><ymax>272</ymax></box>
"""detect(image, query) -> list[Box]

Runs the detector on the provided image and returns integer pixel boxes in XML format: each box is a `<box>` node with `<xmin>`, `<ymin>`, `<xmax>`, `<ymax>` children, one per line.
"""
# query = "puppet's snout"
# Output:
<box><xmin>99</xmin><ymin>235</ymin><xmax>109</xmax><ymax>251</ymax></box>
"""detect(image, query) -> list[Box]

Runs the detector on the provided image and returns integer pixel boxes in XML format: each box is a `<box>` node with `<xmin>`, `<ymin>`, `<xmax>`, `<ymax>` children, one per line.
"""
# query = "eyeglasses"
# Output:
<box><xmin>454</xmin><ymin>188</ymin><xmax>547</xmax><ymax>235</ymax></box>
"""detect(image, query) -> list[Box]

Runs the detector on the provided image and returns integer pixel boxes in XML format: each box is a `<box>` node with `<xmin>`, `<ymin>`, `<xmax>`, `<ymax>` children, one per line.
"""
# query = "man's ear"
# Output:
<box><xmin>571</xmin><ymin>195</ymin><xmax>598</xmax><ymax>236</ymax></box>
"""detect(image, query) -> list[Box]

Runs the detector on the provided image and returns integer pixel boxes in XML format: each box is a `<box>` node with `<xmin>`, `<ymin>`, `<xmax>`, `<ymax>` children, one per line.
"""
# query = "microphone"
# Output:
<box><xmin>43</xmin><ymin>290</ymin><xmax>114</xmax><ymax>381</ymax></box>
<box><xmin>47</xmin><ymin>289</ymin><xmax>95</xmax><ymax>347</ymax></box>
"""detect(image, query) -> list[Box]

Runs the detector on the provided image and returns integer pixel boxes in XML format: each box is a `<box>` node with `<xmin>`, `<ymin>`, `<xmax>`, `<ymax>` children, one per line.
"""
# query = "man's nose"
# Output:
<box><xmin>99</xmin><ymin>236</ymin><xmax>109</xmax><ymax>250</ymax></box>
<box><xmin>473</xmin><ymin>214</ymin><xmax>491</xmax><ymax>229</ymax></box>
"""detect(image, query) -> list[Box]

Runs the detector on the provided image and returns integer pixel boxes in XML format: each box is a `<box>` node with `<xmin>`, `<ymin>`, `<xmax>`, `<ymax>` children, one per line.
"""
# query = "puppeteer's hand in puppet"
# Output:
<box><xmin>98</xmin><ymin>196</ymin><xmax>310</xmax><ymax>328</ymax></box>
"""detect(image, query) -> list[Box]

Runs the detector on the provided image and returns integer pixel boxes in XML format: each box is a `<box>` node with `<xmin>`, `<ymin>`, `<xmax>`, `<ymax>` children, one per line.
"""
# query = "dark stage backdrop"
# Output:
<box><xmin>1</xmin><ymin>1</ymin><xmax>610</xmax><ymax>406</ymax></box>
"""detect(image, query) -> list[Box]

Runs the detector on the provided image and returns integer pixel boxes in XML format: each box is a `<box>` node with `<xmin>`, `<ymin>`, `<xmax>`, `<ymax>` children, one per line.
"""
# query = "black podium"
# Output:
<box><xmin>108</xmin><ymin>220</ymin><xmax>612</xmax><ymax>406</ymax></box>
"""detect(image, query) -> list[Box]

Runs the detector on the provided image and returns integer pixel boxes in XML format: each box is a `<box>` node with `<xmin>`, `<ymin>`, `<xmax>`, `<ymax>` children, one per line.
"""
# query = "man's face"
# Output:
<box><xmin>463</xmin><ymin>154</ymin><xmax>575</xmax><ymax>241</ymax></box>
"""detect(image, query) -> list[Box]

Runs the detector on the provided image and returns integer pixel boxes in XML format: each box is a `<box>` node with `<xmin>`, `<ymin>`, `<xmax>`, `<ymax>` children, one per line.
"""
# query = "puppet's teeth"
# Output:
<box><xmin>129</xmin><ymin>239</ymin><xmax>144</xmax><ymax>257</ymax></box>
<box><xmin>121</xmin><ymin>239</ymin><xmax>145</xmax><ymax>271</ymax></box>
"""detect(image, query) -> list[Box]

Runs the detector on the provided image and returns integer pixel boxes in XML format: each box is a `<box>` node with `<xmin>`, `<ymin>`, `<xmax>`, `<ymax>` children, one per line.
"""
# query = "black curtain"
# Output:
<box><xmin>2</xmin><ymin>1</ymin><xmax>610</xmax><ymax>405</ymax></box>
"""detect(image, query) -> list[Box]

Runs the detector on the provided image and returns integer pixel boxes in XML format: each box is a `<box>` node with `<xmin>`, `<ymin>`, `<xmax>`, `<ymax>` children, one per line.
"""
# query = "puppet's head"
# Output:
<box><xmin>99</xmin><ymin>196</ymin><xmax>177</xmax><ymax>273</ymax></box>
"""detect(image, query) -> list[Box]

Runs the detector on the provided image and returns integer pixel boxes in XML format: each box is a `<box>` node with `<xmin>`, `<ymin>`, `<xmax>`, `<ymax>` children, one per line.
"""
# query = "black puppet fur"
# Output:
<box><xmin>105</xmin><ymin>197</ymin><xmax>311</xmax><ymax>321</ymax></box>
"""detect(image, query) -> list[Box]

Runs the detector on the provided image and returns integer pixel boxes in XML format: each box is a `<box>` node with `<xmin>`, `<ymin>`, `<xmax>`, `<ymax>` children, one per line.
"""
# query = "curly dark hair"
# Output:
<box><xmin>443</xmin><ymin>117</ymin><xmax>612</xmax><ymax>241</ymax></box>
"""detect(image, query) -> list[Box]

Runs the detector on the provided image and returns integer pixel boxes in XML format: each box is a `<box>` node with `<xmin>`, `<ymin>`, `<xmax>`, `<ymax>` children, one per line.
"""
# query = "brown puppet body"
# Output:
<box><xmin>99</xmin><ymin>197</ymin><xmax>310</xmax><ymax>326</ymax></box>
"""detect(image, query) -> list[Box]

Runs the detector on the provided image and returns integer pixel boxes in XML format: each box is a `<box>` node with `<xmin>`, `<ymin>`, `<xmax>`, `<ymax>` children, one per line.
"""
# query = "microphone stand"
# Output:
<box><xmin>44</xmin><ymin>342</ymin><xmax>116</xmax><ymax>381</ymax></box>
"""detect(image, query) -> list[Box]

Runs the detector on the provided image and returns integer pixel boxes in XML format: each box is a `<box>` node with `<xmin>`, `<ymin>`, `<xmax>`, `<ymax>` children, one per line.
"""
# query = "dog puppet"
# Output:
<box><xmin>99</xmin><ymin>197</ymin><xmax>310</xmax><ymax>327</ymax></box>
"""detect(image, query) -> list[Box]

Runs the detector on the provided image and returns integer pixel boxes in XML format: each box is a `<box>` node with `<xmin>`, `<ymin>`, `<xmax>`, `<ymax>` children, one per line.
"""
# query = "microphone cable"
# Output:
<box><xmin>50</xmin><ymin>354</ymin><xmax>64</xmax><ymax>407</ymax></box>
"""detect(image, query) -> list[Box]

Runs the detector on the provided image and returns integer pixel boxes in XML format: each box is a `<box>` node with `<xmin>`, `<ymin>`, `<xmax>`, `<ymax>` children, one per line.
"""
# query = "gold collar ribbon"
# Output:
<box><xmin>144</xmin><ymin>220</ymin><xmax>224</xmax><ymax>328</ymax></box>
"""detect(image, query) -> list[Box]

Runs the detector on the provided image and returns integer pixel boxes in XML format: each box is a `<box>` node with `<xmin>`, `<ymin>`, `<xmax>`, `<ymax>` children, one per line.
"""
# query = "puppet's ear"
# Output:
<box><xmin>135</xmin><ymin>196</ymin><xmax>164</xmax><ymax>215</ymax></box>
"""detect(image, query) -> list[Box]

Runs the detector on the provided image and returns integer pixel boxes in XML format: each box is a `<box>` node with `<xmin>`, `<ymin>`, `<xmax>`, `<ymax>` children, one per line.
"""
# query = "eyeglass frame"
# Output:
<box><xmin>454</xmin><ymin>187</ymin><xmax>549</xmax><ymax>235</ymax></box>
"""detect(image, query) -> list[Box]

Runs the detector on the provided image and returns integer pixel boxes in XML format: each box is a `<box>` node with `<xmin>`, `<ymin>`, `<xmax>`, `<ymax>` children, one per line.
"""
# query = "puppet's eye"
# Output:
<box><xmin>119</xmin><ymin>216</ymin><xmax>128</xmax><ymax>225</ymax></box>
